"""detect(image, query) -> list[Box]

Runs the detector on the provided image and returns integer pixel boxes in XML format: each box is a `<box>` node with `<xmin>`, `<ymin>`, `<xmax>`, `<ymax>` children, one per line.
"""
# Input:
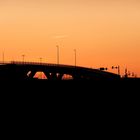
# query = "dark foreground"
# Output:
<box><xmin>1</xmin><ymin>78</ymin><xmax>139</xmax><ymax>92</ymax></box>
<box><xmin>1</xmin><ymin>77</ymin><xmax>139</xmax><ymax>107</ymax></box>
<box><xmin>1</xmin><ymin>77</ymin><xmax>139</xmax><ymax>130</ymax></box>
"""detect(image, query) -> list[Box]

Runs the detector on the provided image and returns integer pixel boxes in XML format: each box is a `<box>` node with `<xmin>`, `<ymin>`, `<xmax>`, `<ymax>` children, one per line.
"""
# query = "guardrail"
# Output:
<box><xmin>0</xmin><ymin>61</ymin><xmax>109</xmax><ymax>72</ymax></box>
<box><xmin>0</xmin><ymin>61</ymin><xmax>80</xmax><ymax>69</ymax></box>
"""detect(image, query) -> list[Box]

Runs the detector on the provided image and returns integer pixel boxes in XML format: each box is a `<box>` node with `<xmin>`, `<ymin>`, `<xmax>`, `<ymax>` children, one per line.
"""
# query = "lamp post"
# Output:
<box><xmin>39</xmin><ymin>57</ymin><xmax>42</xmax><ymax>64</ymax></box>
<box><xmin>56</xmin><ymin>45</ymin><xmax>59</xmax><ymax>65</ymax></box>
<box><xmin>2</xmin><ymin>52</ymin><xmax>4</xmax><ymax>64</ymax></box>
<box><xmin>22</xmin><ymin>54</ymin><xmax>25</xmax><ymax>63</ymax></box>
<box><xmin>74</xmin><ymin>49</ymin><xmax>76</xmax><ymax>67</ymax></box>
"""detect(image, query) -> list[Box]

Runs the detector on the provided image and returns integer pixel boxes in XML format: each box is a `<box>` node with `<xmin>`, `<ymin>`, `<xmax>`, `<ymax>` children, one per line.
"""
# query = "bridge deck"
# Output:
<box><xmin>0</xmin><ymin>61</ymin><xmax>120</xmax><ymax>80</ymax></box>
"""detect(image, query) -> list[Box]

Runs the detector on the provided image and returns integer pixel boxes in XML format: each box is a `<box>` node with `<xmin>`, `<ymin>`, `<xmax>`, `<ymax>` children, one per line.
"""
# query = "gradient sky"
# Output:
<box><xmin>0</xmin><ymin>0</ymin><xmax>140</xmax><ymax>76</ymax></box>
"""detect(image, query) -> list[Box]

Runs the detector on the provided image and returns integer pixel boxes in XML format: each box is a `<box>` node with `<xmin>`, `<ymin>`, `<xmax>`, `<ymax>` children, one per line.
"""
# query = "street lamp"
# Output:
<box><xmin>74</xmin><ymin>49</ymin><xmax>76</xmax><ymax>67</ymax></box>
<box><xmin>2</xmin><ymin>52</ymin><xmax>4</xmax><ymax>64</ymax></box>
<box><xmin>39</xmin><ymin>57</ymin><xmax>42</xmax><ymax>64</ymax></box>
<box><xmin>56</xmin><ymin>45</ymin><xmax>59</xmax><ymax>65</ymax></box>
<box><xmin>22</xmin><ymin>54</ymin><xmax>25</xmax><ymax>63</ymax></box>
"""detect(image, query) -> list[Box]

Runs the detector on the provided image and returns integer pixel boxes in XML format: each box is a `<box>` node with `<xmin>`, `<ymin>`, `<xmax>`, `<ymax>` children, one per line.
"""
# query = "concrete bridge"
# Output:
<box><xmin>0</xmin><ymin>61</ymin><xmax>120</xmax><ymax>80</ymax></box>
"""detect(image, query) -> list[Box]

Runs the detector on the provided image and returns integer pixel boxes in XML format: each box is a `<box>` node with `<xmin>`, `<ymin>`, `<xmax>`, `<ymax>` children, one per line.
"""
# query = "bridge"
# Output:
<box><xmin>0</xmin><ymin>61</ymin><xmax>120</xmax><ymax>80</ymax></box>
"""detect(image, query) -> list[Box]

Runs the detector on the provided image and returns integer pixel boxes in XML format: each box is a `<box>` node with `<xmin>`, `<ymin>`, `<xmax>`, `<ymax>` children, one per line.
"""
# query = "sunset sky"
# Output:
<box><xmin>0</xmin><ymin>0</ymin><xmax>140</xmax><ymax>76</ymax></box>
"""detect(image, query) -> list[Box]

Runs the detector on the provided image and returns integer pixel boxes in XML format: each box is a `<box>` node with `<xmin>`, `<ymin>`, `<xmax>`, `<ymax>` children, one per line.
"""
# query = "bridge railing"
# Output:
<box><xmin>0</xmin><ymin>61</ymin><xmax>78</xmax><ymax>69</ymax></box>
<box><xmin>0</xmin><ymin>61</ymin><xmax>106</xmax><ymax>71</ymax></box>
<box><xmin>1</xmin><ymin>61</ymin><xmax>107</xmax><ymax>73</ymax></box>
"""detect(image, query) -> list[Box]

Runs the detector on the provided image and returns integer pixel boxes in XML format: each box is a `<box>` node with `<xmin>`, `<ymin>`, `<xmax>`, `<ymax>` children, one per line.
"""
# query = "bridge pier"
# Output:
<box><xmin>44</xmin><ymin>72</ymin><xmax>63</xmax><ymax>80</ymax></box>
<box><xmin>44</xmin><ymin>72</ymin><xmax>51</xmax><ymax>80</ymax></box>
<box><xmin>57</xmin><ymin>73</ymin><xmax>63</xmax><ymax>80</ymax></box>
<box><xmin>50</xmin><ymin>73</ymin><xmax>63</xmax><ymax>80</ymax></box>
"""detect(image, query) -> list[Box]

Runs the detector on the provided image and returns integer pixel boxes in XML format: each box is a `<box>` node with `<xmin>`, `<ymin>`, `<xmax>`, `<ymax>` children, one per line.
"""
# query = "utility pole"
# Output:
<box><xmin>118</xmin><ymin>65</ymin><xmax>120</xmax><ymax>75</ymax></box>
<box><xmin>124</xmin><ymin>68</ymin><xmax>128</xmax><ymax>78</ymax></box>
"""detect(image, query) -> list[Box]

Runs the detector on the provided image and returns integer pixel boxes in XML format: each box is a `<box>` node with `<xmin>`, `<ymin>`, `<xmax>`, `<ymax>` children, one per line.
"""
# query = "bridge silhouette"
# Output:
<box><xmin>0</xmin><ymin>61</ymin><xmax>120</xmax><ymax>81</ymax></box>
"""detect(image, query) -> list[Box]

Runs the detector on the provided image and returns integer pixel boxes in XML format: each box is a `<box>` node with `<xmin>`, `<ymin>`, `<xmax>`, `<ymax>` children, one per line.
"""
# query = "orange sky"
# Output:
<box><xmin>0</xmin><ymin>0</ymin><xmax>140</xmax><ymax>77</ymax></box>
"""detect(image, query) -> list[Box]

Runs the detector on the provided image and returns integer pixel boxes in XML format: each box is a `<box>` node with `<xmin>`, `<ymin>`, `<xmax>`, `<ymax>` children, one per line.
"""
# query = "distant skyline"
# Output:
<box><xmin>0</xmin><ymin>0</ymin><xmax>140</xmax><ymax>76</ymax></box>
